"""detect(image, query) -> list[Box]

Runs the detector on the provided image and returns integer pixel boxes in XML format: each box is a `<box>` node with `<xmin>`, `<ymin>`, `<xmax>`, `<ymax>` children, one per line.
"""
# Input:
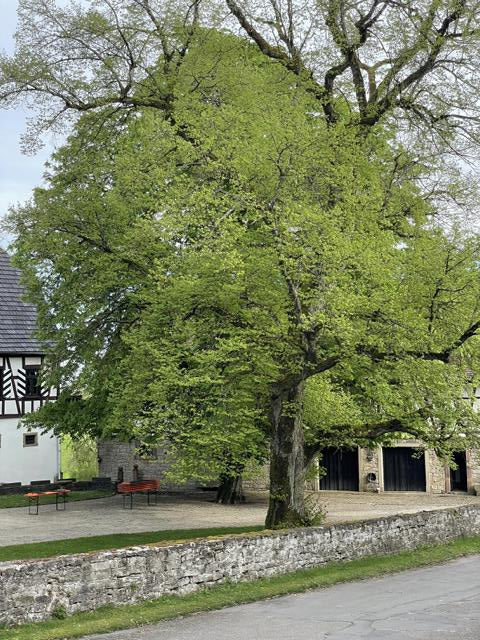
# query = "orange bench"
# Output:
<box><xmin>117</xmin><ymin>480</ymin><xmax>160</xmax><ymax>509</ymax></box>
<box><xmin>25</xmin><ymin>489</ymin><xmax>71</xmax><ymax>515</ymax></box>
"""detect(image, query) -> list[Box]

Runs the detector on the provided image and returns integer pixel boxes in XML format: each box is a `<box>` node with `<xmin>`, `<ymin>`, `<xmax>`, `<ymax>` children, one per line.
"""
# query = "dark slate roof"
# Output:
<box><xmin>0</xmin><ymin>250</ymin><xmax>44</xmax><ymax>355</ymax></box>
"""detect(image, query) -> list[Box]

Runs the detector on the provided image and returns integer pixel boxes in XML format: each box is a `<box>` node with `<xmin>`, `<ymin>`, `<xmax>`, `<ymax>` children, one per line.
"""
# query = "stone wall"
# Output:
<box><xmin>243</xmin><ymin>464</ymin><xmax>270</xmax><ymax>491</ymax></box>
<box><xmin>359</xmin><ymin>446</ymin><xmax>382</xmax><ymax>491</ymax></box>
<box><xmin>98</xmin><ymin>440</ymin><xmax>199</xmax><ymax>491</ymax></box>
<box><xmin>3</xmin><ymin>504</ymin><xmax>480</xmax><ymax>627</ymax></box>
<box><xmin>359</xmin><ymin>441</ymin><xmax>449</xmax><ymax>494</ymax></box>
<box><xmin>427</xmin><ymin>449</ymin><xmax>447</xmax><ymax>493</ymax></box>
<box><xmin>468</xmin><ymin>449</ymin><xmax>480</xmax><ymax>492</ymax></box>
<box><xmin>98</xmin><ymin>440</ymin><xmax>269</xmax><ymax>493</ymax></box>
<box><xmin>99</xmin><ymin>438</ymin><xmax>480</xmax><ymax>495</ymax></box>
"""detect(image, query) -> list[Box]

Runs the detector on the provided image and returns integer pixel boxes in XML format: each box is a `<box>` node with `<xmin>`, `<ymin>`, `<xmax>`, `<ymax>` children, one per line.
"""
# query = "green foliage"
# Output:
<box><xmin>272</xmin><ymin>494</ymin><xmax>326</xmax><ymax>529</ymax></box>
<box><xmin>50</xmin><ymin>606</ymin><xmax>67</xmax><ymax>621</ymax></box>
<box><xmin>5</xmin><ymin>25</ymin><xmax>480</xmax><ymax>506</ymax></box>
<box><xmin>61</xmin><ymin>436</ymin><xmax>98</xmax><ymax>481</ymax></box>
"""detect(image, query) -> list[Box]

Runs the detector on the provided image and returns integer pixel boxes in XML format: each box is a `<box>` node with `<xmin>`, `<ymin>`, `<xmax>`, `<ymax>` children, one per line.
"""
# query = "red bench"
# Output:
<box><xmin>117</xmin><ymin>480</ymin><xmax>160</xmax><ymax>509</ymax></box>
<box><xmin>25</xmin><ymin>489</ymin><xmax>71</xmax><ymax>515</ymax></box>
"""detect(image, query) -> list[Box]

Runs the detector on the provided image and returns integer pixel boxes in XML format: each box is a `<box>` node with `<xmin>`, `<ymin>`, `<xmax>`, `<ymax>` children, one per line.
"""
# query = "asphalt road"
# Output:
<box><xmin>83</xmin><ymin>555</ymin><xmax>480</xmax><ymax>640</ymax></box>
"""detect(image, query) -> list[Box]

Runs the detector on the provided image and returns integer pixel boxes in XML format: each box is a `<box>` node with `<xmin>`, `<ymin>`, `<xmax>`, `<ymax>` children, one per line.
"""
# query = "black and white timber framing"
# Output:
<box><xmin>0</xmin><ymin>250</ymin><xmax>59</xmax><ymax>483</ymax></box>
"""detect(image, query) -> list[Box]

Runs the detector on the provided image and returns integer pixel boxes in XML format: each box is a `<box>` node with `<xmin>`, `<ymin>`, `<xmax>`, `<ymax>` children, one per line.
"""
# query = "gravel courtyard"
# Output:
<box><xmin>1</xmin><ymin>490</ymin><xmax>479</xmax><ymax>546</ymax></box>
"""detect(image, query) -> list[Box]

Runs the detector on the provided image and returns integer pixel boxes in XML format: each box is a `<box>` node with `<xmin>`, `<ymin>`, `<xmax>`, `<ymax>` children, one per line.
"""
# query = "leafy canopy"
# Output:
<box><xmin>8</xmin><ymin>30</ymin><xmax>480</xmax><ymax>482</ymax></box>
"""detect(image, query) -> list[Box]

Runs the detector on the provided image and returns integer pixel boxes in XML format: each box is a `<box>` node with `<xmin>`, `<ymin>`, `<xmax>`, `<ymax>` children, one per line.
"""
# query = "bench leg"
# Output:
<box><xmin>56</xmin><ymin>493</ymin><xmax>67</xmax><ymax>511</ymax></box>
<box><xmin>122</xmin><ymin>493</ymin><xmax>134</xmax><ymax>509</ymax></box>
<box><xmin>146</xmin><ymin>490</ymin><xmax>158</xmax><ymax>506</ymax></box>
<box><xmin>28</xmin><ymin>496</ymin><xmax>39</xmax><ymax>515</ymax></box>
<box><xmin>146</xmin><ymin>490</ymin><xmax>159</xmax><ymax>505</ymax></box>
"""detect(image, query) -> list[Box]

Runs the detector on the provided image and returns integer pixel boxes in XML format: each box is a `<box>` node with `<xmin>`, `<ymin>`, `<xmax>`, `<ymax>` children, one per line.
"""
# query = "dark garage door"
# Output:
<box><xmin>383</xmin><ymin>447</ymin><xmax>426</xmax><ymax>492</ymax></box>
<box><xmin>450</xmin><ymin>451</ymin><xmax>468</xmax><ymax>492</ymax></box>
<box><xmin>320</xmin><ymin>447</ymin><xmax>359</xmax><ymax>491</ymax></box>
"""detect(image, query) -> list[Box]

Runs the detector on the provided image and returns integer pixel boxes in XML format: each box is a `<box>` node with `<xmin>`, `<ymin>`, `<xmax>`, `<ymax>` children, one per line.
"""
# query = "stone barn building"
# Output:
<box><xmin>98</xmin><ymin>437</ymin><xmax>480</xmax><ymax>495</ymax></box>
<box><xmin>97</xmin><ymin>440</ymin><xmax>199</xmax><ymax>491</ymax></box>
<box><xmin>319</xmin><ymin>440</ymin><xmax>480</xmax><ymax>494</ymax></box>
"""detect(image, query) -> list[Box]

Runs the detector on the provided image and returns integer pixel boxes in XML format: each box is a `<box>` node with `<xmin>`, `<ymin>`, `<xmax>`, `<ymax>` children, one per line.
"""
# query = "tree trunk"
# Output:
<box><xmin>216</xmin><ymin>473</ymin><xmax>245</xmax><ymax>504</ymax></box>
<box><xmin>265</xmin><ymin>380</ymin><xmax>306</xmax><ymax>528</ymax></box>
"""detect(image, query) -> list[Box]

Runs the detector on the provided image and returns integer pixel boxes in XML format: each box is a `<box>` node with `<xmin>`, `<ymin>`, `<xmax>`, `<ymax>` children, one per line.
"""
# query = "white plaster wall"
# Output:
<box><xmin>0</xmin><ymin>417</ymin><xmax>59</xmax><ymax>484</ymax></box>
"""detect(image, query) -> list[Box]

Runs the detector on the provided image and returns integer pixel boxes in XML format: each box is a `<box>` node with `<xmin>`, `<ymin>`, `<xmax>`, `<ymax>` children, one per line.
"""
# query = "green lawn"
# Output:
<box><xmin>0</xmin><ymin>526</ymin><xmax>265</xmax><ymax>563</ymax></box>
<box><xmin>0</xmin><ymin>490</ymin><xmax>113</xmax><ymax>510</ymax></box>
<box><xmin>3</xmin><ymin>535</ymin><xmax>480</xmax><ymax>640</ymax></box>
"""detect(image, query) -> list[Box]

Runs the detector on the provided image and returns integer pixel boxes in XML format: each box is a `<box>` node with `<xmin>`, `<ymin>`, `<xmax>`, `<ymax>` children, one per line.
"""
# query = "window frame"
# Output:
<box><xmin>23</xmin><ymin>366</ymin><xmax>42</xmax><ymax>399</ymax></box>
<box><xmin>23</xmin><ymin>432</ymin><xmax>39</xmax><ymax>448</ymax></box>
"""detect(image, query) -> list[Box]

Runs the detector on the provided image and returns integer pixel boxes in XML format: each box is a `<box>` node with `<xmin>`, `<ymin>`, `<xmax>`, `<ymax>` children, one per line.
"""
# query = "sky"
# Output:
<box><xmin>0</xmin><ymin>0</ymin><xmax>477</xmax><ymax>244</ymax></box>
<box><xmin>0</xmin><ymin>1</ymin><xmax>55</xmax><ymax>247</ymax></box>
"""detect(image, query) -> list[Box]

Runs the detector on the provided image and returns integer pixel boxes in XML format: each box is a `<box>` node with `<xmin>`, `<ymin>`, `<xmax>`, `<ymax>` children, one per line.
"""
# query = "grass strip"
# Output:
<box><xmin>0</xmin><ymin>490</ymin><xmax>113</xmax><ymax>510</ymax></box>
<box><xmin>0</xmin><ymin>526</ymin><xmax>265</xmax><ymax>563</ymax></box>
<box><xmin>3</xmin><ymin>534</ymin><xmax>480</xmax><ymax>640</ymax></box>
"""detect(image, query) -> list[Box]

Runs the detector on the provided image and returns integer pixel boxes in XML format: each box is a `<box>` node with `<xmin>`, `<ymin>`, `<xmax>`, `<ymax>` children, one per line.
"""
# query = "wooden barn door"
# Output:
<box><xmin>320</xmin><ymin>448</ymin><xmax>359</xmax><ymax>491</ymax></box>
<box><xmin>383</xmin><ymin>447</ymin><xmax>426</xmax><ymax>492</ymax></box>
<box><xmin>450</xmin><ymin>451</ymin><xmax>467</xmax><ymax>492</ymax></box>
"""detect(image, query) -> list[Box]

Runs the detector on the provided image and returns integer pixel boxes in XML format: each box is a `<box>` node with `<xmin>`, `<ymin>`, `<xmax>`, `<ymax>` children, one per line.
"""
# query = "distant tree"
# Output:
<box><xmin>61</xmin><ymin>435</ymin><xmax>99</xmax><ymax>481</ymax></box>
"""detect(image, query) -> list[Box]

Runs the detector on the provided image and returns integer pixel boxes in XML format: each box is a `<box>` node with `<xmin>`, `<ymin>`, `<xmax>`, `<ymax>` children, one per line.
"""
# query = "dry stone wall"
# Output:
<box><xmin>2</xmin><ymin>504</ymin><xmax>480</xmax><ymax>627</ymax></box>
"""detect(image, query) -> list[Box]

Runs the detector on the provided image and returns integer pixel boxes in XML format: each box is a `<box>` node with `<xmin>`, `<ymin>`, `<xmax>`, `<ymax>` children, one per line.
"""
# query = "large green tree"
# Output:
<box><xmin>3</xmin><ymin>1</ymin><xmax>480</xmax><ymax>526</ymax></box>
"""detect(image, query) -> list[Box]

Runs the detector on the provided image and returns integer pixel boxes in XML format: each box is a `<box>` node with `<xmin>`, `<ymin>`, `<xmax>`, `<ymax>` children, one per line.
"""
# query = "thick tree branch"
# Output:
<box><xmin>227</xmin><ymin>0</ymin><xmax>475</xmax><ymax>134</ymax></box>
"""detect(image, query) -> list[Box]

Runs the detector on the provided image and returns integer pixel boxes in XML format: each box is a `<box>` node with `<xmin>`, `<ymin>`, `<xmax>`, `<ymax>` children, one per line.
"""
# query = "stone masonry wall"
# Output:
<box><xmin>359</xmin><ymin>447</ymin><xmax>381</xmax><ymax>491</ymax></box>
<box><xmin>99</xmin><ymin>439</ymin><xmax>480</xmax><ymax>495</ymax></box>
<box><xmin>243</xmin><ymin>463</ymin><xmax>270</xmax><ymax>491</ymax></box>
<box><xmin>98</xmin><ymin>440</ymin><xmax>198</xmax><ymax>491</ymax></box>
<box><xmin>427</xmin><ymin>449</ymin><xmax>447</xmax><ymax>493</ymax></box>
<box><xmin>3</xmin><ymin>504</ymin><xmax>480</xmax><ymax>627</ymax></box>
<box><xmin>469</xmin><ymin>449</ymin><xmax>480</xmax><ymax>491</ymax></box>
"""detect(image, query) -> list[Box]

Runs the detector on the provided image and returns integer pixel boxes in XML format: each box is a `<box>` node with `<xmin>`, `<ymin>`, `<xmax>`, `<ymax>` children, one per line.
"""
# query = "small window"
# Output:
<box><xmin>23</xmin><ymin>433</ymin><xmax>38</xmax><ymax>447</ymax></box>
<box><xmin>24</xmin><ymin>367</ymin><xmax>42</xmax><ymax>398</ymax></box>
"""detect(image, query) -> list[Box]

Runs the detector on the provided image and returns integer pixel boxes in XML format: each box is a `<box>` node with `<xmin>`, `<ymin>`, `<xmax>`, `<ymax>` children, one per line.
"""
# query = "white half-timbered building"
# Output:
<box><xmin>0</xmin><ymin>250</ymin><xmax>59</xmax><ymax>484</ymax></box>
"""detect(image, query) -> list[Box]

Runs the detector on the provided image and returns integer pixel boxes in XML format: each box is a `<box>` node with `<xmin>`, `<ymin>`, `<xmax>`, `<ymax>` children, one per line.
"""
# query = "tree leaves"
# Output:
<box><xmin>5</xmin><ymin>17</ymin><xmax>480</xmax><ymax>486</ymax></box>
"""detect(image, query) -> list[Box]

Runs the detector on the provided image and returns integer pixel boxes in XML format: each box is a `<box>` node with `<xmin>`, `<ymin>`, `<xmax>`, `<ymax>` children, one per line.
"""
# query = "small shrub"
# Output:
<box><xmin>51</xmin><ymin>604</ymin><xmax>68</xmax><ymax>620</ymax></box>
<box><xmin>273</xmin><ymin>495</ymin><xmax>326</xmax><ymax>529</ymax></box>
